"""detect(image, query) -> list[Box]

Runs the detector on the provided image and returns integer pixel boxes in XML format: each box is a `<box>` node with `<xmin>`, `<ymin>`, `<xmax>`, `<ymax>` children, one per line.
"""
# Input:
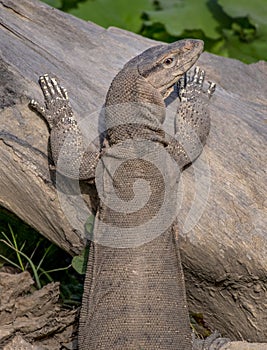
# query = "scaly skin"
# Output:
<box><xmin>30</xmin><ymin>39</ymin><xmax>224</xmax><ymax>350</ymax></box>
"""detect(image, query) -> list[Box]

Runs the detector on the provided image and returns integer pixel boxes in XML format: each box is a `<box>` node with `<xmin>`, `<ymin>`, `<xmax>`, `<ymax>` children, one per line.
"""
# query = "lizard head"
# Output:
<box><xmin>135</xmin><ymin>39</ymin><xmax>204</xmax><ymax>98</ymax></box>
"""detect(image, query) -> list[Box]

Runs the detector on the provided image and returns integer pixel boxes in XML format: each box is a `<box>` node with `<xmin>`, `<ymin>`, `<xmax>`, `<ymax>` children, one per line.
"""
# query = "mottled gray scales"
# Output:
<box><xmin>31</xmin><ymin>39</ymin><xmax>228</xmax><ymax>349</ymax></box>
<box><xmin>31</xmin><ymin>74</ymin><xmax>99</xmax><ymax>180</ymax></box>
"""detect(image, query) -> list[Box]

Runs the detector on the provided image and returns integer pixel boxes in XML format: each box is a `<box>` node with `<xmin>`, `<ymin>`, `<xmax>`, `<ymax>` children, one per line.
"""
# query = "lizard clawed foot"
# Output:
<box><xmin>29</xmin><ymin>74</ymin><xmax>72</xmax><ymax>129</ymax></box>
<box><xmin>177</xmin><ymin>67</ymin><xmax>216</xmax><ymax>102</ymax></box>
<box><xmin>175</xmin><ymin>66</ymin><xmax>216</xmax><ymax>160</ymax></box>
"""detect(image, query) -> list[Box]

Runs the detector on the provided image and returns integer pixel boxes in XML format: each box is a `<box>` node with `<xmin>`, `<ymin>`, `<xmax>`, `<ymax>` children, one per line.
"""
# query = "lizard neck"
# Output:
<box><xmin>105</xmin><ymin>67</ymin><xmax>165</xmax><ymax>106</ymax></box>
<box><xmin>104</xmin><ymin>67</ymin><xmax>166</xmax><ymax>144</ymax></box>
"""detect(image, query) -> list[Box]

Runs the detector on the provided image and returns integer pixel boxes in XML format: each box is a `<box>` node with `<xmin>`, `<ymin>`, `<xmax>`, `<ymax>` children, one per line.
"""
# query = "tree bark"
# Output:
<box><xmin>0</xmin><ymin>0</ymin><xmax>266</xmax><ymax>343</ymax></box>
<box><xmin>0</xmin><ymin>271</ymin><xmax>78</xmax><ymax>349</ymax></box>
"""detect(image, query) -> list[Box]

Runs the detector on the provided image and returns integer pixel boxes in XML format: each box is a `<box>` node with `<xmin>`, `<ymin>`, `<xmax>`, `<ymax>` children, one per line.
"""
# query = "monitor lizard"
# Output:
<box><xmin>30</xmin><ymin>39</ymin><xmax>229</xmax><ymax>349</ymax></box>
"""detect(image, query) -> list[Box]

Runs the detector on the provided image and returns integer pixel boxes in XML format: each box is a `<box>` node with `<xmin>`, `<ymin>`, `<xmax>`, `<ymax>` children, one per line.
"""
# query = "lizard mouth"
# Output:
<box><xmin>162</xmin><ymin>84</ymin><xmax>177</xmax><ymax>99</ymax></box>
<box><xmin>161</xmin><ymin>74</ymin><xmax>184</xmax><ymax>98</ymax></box>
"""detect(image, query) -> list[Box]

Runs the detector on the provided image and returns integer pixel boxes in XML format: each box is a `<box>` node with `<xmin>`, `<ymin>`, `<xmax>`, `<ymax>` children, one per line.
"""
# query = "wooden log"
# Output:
<box><xmin>0</xmin><ymin>271</ymin><xmax>78</xmax><ymax>349</ymax></box>
<box><xmin>0</xmin><ymin>0</ymin><xmax>266</xmax><ymax>343</ymax></box>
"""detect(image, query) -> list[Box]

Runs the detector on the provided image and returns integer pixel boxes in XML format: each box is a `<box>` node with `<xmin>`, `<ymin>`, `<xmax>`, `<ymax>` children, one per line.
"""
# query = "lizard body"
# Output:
<box><xmin>30</xmin><ymin>39</ymin><xmax>228</xmax><ymax>349</ymax></box>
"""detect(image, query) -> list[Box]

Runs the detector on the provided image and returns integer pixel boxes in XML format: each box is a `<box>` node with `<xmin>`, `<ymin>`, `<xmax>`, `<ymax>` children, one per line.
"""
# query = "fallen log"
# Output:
<box><xmin>0</xmin><ymin>0</ymin><xmax>266</xmax><ymax>344</ymax></box>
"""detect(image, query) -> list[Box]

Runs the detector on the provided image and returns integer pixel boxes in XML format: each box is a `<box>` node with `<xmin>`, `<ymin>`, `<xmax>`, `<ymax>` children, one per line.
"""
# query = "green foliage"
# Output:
<box><xmin>142</xmin><ymin>0</ymin><xmax>266</xmax><ymax>62</ymax></box>
<box><xmin>72</xmin><ymin>214</ymin><xmax>94</xmax><ymax>275</ymax></box>
<box><xmin>0</xmin><ymin>224</ymin><xmax>70</xmax><ymax>289</ymax></box>
<box><xmin>146</xmin><ymin>0</ymin><xmax>221</xmax><ymax>39</ymax></box>
<box><xmin>42</xmin><ymin>0</ymin><xmax>62</xmax><ymax>8</ymax></box>
<box><xmin>69</xmin><ymin>0</ymin><xmax>154</xmax><ymax>33</ymax></box>
<box><xmin>85</xmin><ymin>214</ymin><xmax>95</xmax><ymax>235</ymax></box>
<box><xmin>0</xmin><ymin>212</ymin><xmax>84</xmax><ymax>305</ymax></box>
<box><xmin>218</xmin><ymin>0</ymin><xmax>267</xmax><ymax>62</ymax></box>
<box><xmin>72</xmin><ymin>246</ymin><xmax>89</xmax><ymax>274</ymax></box>
<box><xmin>41</xmin><ymin>0</ymin><xmax>267</xmax><ymax>63</ymax></box>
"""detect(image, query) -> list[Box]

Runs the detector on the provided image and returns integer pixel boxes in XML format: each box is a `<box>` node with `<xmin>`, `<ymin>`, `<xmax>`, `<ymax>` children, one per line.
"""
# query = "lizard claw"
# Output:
<box><xmin>39</xmin><ymin>74</ymin><xmax>68</xmax><ymax>102</ymax></box>
<box><xmin>192</xmin><ymin>66</ymin><xmax>205</xmax><ymax>88</ymax></box>
<box><xmin>39</xmin><ymin>74</ymin><xmax>54</xmax><ymax>101</ymax></box>
<box><xmin>207</xmin><ymin>81</ymin><xmax>216</xmax><ymax>99</ymax></box>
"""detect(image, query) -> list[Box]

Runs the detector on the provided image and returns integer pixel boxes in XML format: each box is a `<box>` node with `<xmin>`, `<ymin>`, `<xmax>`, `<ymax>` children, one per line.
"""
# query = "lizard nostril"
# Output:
<box><xmin>184</xmin><ymin>44</ymin><xmax>192</xmax><ymax>51</ymax></box>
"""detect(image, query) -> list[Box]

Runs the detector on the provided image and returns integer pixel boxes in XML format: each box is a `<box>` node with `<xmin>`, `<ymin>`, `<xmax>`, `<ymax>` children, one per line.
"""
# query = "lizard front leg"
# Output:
<box><xmin>173</xmin><ymin>67</ymin><xmax>216</xmax><ymax>168</ymax></box>
<box><xmin>30</xmin><ymin>74</ymin><xmax>100</xmax><ymax>180</ymax></box>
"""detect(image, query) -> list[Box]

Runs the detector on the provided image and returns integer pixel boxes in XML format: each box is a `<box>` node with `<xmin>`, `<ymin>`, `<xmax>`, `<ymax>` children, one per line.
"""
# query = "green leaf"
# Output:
<box><xmin>72</xmin><ymin>246</ymin><xmax>90</xmax><ymax>275</ymax></box>
<box><xmin>72</xmin><ymin>214</ymin><xmax>93</xmax><ymax>274</ymax></box>
<box><xmin>41</xmin><ymin>0</ymin><xmax>62</xmax><ymax>8</ymax></box>
<box><xmin>157</xmin><ymin>0</ymin><xmax>183</xmax><ymax>10</ymax></box>
<box><xmin>85</xmin><ymin>214</ymin><xmax>95</xmax><ymax>235</ymax></box>
<box><xmin>0</xmin><ymin>253</ymin><xmax>21</xmax><ymax>270</ymax></box>
<box><xmin>146</xmin><ymin>0</ymin><xmax>221</xmax><ymax>39</ymax></box>
<box><xmin>223</xmin><ymin>29</ymin><xmax>267</xmax><ymax>63</ymax></box>
<box><xmin>218</xmin><ymin>0</ymin><xmax>267</xmax><ymax>35</ymax></box>
<box><xmin>70</xmin><ymin>0</ymin><xmax>154</xmax><ymax>33</ymax></box>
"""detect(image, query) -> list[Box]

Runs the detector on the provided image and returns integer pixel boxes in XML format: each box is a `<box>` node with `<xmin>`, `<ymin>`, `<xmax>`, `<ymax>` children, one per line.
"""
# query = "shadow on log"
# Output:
<box><xmin>0</xmin><ymin>0</ymin><xmax>266</xmax><ymax>346</ymax></box>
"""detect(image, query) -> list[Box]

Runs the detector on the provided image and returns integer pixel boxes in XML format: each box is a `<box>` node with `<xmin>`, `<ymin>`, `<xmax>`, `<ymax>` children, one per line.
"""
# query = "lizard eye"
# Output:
<box><xmin>163</xmin><ymin>57</ymin><xmax>176</xmax><ymax>68</ymax></box>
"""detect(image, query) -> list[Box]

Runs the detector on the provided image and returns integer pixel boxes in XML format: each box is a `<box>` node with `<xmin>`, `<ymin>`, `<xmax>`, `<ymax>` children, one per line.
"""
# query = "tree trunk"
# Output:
<box><xmin>0</xmin><ymin>0</ymin><xmax>266</xmax><ymax>344</ymax></box>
